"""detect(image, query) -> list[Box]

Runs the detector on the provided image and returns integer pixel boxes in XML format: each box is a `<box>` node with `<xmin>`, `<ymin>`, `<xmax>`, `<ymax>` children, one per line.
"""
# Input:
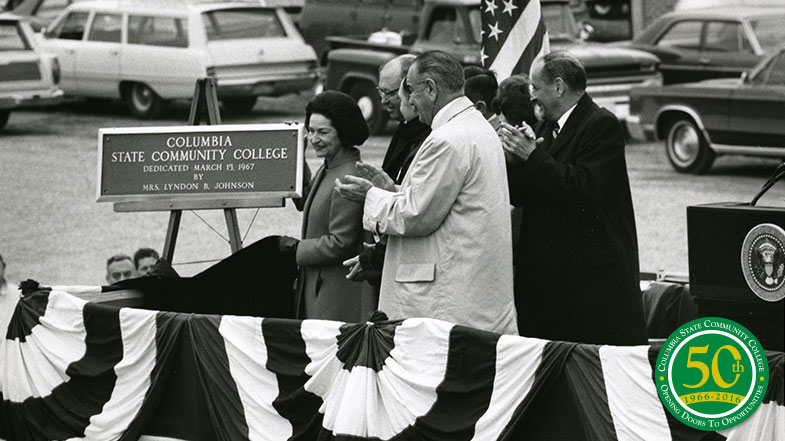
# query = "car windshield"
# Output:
<box><xmin>0</xmin><ymin>22</ymin><xmax>29</xmax><ymax>51</ymax></box>
<box><xmin>202</xmin><ymin>8</ymin><xmax>286</xmax><ymax>41</ymax></box>
<box><xmin>750</xmin><ymin>17</ymin><xmax>785</xmax><ymax>53</ymax></box>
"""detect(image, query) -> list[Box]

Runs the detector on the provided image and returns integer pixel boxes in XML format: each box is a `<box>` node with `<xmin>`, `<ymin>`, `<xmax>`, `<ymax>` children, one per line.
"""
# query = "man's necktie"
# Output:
<box><xmin>552</xmin><ymin>122</ymin><xmax>560</xmax><ymax>140</ymax></box>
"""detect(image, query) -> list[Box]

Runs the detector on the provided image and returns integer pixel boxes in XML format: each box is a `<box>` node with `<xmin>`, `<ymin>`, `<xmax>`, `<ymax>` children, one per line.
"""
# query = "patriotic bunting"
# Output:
<box><xmin>1</xmin><ymin>286</ymin><xmax>782</xmax><ymax>440</ymax></box>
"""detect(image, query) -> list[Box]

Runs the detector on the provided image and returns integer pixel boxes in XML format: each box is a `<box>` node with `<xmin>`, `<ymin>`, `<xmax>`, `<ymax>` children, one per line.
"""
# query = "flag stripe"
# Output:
<box><xmin>600</xmin><ymin>345</ymin><xmax>672</xmax><ymax>441</ymax></box>
<box><xmin>4</xmin><ymin>288</ymin><xmax>50</xmax><ymax>342</ymax></box>
<box><xmin>78</xmin><ymin>306</ymin><xmax>158</xmax><ymax>440</ymax></box>
<box><xmin>472</xmin><ymin>335</ymin><xmax>546</xmax><ymax>439</ymax></box>
<box><xmin>189</xmin><ymin>315</ymin><xmax>249</xmax><ymax>440</ymax></box>
<box><xmin>564</xmin><ymin>344</ymin><xmax>619</xmax><ymax>440</ymax></box>
<box><xmin>221</xmin><ymin>315</ymin><xmax>293</xmax><ymax>441</ymax></box>
<box><xmin>488</xmin><ymin>0</ymin><xmax>542</xmax><ymax>79</ymax></box>
<box><xmin>0</xmin><ymin>292</ymin><xmax>123</xmax><ymax>440</ymax></box>
<box><xmin>646</xmin><ymin>345</ymin><xmax>708</xmax><ymax>441</ymax></box>
<box><xmin>263</xmin><ymin>318</ymin><xmax>325</xmax><ymax>440</ymax></box>
<box><xmin>510</xmin><ymin>25</ymin><xmax>549</xmax><ymax>77</ymax></box>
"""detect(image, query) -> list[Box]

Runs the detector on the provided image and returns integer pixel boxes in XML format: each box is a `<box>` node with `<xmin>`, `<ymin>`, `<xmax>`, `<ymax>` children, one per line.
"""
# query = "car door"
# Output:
<box><xmin>728</xmin><ymin>52</ymin><xmax>785</xmax><ymax>148</ymax></box>
<box><xmin>646</xmin><ymin>19</ymin><xmax>705</xmax><ymax>84</ymax></box>
<box><xmin>122</xmin><ymin>14</ymin><xmax>198</xmax><ymax>99</ymax></box>
<box><xmin>39</xmin><ymin>10</ymin><xmax>89</xmax><ymax>93</ymax></box>
<box><xmin>698</xmin><ymin>20</ymin><xmax>760</xmax><ymax>81</ymax></box>
<box><xmin>75</xmin><ymin>12</ymin><xmax>123</xmax><ymax>97</ymax></box>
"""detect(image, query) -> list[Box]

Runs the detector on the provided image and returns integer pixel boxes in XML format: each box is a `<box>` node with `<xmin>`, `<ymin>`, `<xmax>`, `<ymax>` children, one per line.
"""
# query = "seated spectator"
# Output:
<box><xmin>106</xmin><ymin>254</ymin><xmax>136</xmax><ymax>285</ymax></box>
<box><xmin>463</xmin><ymin>65</ymin><xmax>500</xmax><ymax>129</ymax></box>
<box><xmin>134</xmin><ymin>247</ymin><xmax>160</xmax><ymax>276</ymax></box>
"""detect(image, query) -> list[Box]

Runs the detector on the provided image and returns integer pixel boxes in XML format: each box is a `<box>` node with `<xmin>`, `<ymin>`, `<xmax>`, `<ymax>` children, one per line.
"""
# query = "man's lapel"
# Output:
<box><xmin>546</xmin><ymin>94</ymin><xmax>592</xmax><ymax>157</ymax></box>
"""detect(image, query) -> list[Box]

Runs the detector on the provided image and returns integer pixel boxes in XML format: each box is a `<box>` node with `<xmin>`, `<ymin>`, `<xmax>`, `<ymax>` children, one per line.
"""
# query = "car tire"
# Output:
<box><xmin>665</xmin><ymin>117</ymin><xmax>715</xmax><ymax>174</ymax></box>
<box><xmin>348</xmin><ymin>81</ymin><xmax>387</xmax><ymax>136</ymax></box>
<box><xmin>222</xmin><ymin>97</ymin><xmax>257</xmax><ymax>115</ymax></box>
<box><xmin>0</xmin><ymin>110</ymin><xmax>9</xmax><ymax>130</ymax></box>
<box><xmin>126</xmin><ymin>82</ymin><xmax>164</xmax><ymax>119</ymax></box>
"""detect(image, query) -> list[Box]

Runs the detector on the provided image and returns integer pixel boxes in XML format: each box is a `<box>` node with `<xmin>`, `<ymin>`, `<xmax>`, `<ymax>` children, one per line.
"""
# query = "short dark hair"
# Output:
<box><xmin>133</xmin><ymin>248</ymin><xmax>160</xmax><ymax>269</ymax></box>
<box><xmin>463</xmin><ymin>66</ymin><xmax>498</xmax><ymax>106</ymax></box>
<box><xmin>537</xmin><ymin>51</ymin><xmax>586</xmax><ymax>93</ymax></box>
<box><xmin>495</xmin><ymin>74</ymin><xmax>536</xmax><ymax>127</ymax></box>
<box><xmin>412</xmin><ymin>51</ymin><xmax>464</xmax><ymax>92</ymax></box>
<box><xmin>305</xmin><ymin>91</ymin><xmax>369</xmax><ymax>147</ymax></box>
<box><xmin>106</xmin><ymin>254</ymin><xmax>133</xmax><ymax>267</ymax></box>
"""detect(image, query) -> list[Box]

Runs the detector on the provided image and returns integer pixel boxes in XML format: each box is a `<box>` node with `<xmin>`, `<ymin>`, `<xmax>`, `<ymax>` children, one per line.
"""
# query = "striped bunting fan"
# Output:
<box><xmin>1</xmin><ymin>287</ymin><xmax>783</xmax><ymax>440</ymax></box>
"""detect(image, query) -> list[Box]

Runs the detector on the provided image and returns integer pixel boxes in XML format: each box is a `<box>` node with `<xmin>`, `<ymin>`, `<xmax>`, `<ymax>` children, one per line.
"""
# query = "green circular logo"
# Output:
<box><xmin>655</xmin><ymin>318</ymin><xmax>769</xmax><ymax>430</ymax></box>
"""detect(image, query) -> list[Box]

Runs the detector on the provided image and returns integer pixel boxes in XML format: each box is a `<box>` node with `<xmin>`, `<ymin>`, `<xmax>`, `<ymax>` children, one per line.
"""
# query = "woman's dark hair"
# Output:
<box><xmin>495</xmin><ymin>74</ymin><xmax>537</xmax><ymax>127</ymax></box>
<box><xmin>305</xmin><ymin>91</ymin><xmax>369</xmax><ymax>148</ymax></box>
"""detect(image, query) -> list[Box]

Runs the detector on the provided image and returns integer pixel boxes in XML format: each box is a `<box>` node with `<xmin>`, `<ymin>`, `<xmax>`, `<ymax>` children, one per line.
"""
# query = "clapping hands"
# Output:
<box><xmin>499</xmin><ymin>121</ymin><xmax>543</xmax><ymax>163</ymax></box>
<box><xmin>356</xmin><ymin>162</ymin><xmax>395</xmax><ymax>191</ymax></box>
<box><xmin>334</xmin><ymin>162</ymin><xmax>396</xmax><ymax>202</ymax></box>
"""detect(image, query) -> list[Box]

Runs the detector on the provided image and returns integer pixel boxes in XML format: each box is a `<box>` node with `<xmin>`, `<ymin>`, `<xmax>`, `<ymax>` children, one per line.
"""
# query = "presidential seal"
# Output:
<box><xmin>741</xmin><ymin>223</ymin><xmax>785</xmax><ymax>302</ymax></box>
<box><xmin>655</xmin><ymin>318</ymin><xmax>769</xmax><ymax>431</ymax></box>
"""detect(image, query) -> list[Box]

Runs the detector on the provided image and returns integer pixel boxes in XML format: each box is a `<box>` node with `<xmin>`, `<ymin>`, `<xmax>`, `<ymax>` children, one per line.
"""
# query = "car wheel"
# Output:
<box><xmin>665</xmin><ymin>117</ymin><xmax>715</xmax><ymax>174</ymax></box>
<box><xmin>126</xmin><ymin>83</ymin><xmax>164</xmax><ymax>119</ymax></box>
<box><xmin>348</xmin><ymin>81</ymin><xmax>387</xmax><ymax>135</ymax></box>
<box><xmin>222</xmin><ymin>97</ymin><xmax>257</xmax><ymax>115</ymax></box>
<box><xmin>0</xmin><ymin>110</ymin><xmax>9</xmax><ymax>130</ymax></box>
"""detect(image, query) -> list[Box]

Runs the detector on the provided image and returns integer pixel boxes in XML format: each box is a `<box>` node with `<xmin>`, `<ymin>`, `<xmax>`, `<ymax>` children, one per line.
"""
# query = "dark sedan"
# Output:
<box><xmin>627</xmin><ymin>6</ymin><xmax>785</xmax><ymax>85</ymax></box>
<box><xmin>627</xmin><ymin>47</ymin><xmax>785</xmax><ymax>174</ymax></box>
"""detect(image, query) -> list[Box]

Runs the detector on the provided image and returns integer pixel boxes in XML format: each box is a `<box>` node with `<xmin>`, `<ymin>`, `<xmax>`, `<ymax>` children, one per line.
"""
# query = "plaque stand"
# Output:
<box><xmin>113</xmin><ymin>78</ymin><xmax>284</xmax><ymax>262</ymax></box>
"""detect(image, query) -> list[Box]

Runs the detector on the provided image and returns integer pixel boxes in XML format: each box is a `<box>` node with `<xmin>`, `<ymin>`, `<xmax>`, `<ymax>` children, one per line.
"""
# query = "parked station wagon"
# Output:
<box><xmin>628</xmin><ymin>47</ymin><xmax>785</xmax><ymax>174</ymax></box>
<box><xmin>36</xmin><ymin>0</ymin><xmax>319</xmax><ymax>118</ymax></box>
<box><xmin>0</xmin><ymin>13</ymin><xmax>63</xmax><ymax>131</ymax></box>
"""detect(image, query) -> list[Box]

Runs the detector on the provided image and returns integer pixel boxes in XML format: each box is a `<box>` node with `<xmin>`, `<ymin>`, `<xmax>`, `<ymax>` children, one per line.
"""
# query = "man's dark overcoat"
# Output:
<box><xmin>507</xmin><ymin>93</ymin><xmax>647</xmax><ymax>345</ymax></box>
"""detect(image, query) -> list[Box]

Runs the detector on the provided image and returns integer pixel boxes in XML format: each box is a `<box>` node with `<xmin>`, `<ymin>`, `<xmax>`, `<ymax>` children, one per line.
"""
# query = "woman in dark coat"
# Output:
<box><xmin>293</xmin><ymin>91</ymin><xmax>374</xmax><ymax>323</ymax></box>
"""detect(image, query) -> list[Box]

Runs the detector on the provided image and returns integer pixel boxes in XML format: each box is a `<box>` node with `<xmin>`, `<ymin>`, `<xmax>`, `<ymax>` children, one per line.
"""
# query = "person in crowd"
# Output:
<box><xmin>279</xmin><ymin>91</ymin><xmax>374</xmax><ymax>323</ymax></box>
<box><xmin>343</xmin><ymin>54</ymin><xmax>431</xmax><ymax>286</ymax></box>
<box><xmin>0</xmin><ymin>252</ymin><xmax>20</xmax><ymax>335</ymax></box>
<box><xmin>105</xmin><ymin>254</ymin><xmax>136</xmax><ymax>285</ymax></box>
<box><xmin>463</xmin><ymin>65</ymin><xmax>500</xmax><ymax>129</ymax></box>
<box><xmin>492</xmin><ymin>74</ymin><xmax>538</xmax><ymax>261</ymax></box>
<box><xmin>494</xmin><ymin>74</ymin><xmax>538</xmax><ymax>129</ymax></box>
<box><xmin>133</xmin><ymin>247</ymin><xmax>160</xmax><ymax>276</ymax></box>
<box><xmin>500</xmin><ymin>51</ymin><xmax>647</xmax><ymax>345</ymax></box>
<box><xmin>335</xmin><ymin>51</ymin><xmax>518</xmax><ymax>335</ymax></box>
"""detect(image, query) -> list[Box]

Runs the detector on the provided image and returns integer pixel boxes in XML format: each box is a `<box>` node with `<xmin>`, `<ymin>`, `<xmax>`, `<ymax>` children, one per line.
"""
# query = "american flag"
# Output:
<box><xmin>481</xmin><ymin>0</ymin><xmax>550</xmax><ymax>81</ymax></box>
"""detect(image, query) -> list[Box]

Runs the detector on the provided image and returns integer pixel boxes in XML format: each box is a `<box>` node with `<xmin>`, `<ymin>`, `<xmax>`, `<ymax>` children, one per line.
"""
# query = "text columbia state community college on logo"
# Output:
<box><xmin>655</xmin><ymin>318</ymin><xmax>769</xmax><ymax>431</ymax></box>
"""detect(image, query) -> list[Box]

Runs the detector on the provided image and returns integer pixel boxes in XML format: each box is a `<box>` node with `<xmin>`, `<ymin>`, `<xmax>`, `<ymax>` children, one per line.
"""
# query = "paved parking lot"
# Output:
<box><xmin>0</xmin><ymin>96</ymin><xmax>782</xmax><ymax>284</ymax></box>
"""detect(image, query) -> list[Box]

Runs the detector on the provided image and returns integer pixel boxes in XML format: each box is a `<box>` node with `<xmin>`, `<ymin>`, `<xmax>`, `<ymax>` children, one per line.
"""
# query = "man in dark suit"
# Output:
<box><xmin>499</xmin><ymin>51</ymin><xmax>647</xmax><ymax>345</ymax></box>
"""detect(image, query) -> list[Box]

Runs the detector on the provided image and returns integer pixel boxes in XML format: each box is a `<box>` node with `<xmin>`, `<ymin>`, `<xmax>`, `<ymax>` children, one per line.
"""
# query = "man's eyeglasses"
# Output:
<box><xmin>376</xmin><ymin>87</ymin><xmax>399</xmax><ymax>100</ymax></box>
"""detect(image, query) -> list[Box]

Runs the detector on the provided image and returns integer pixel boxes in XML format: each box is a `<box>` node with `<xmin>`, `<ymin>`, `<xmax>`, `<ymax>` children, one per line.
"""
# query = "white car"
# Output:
<box><xmin>0</xmin><ymin>13</ymin><xmax>63</xmax><ymax>130</ymax></box>
<box><xmin>36</xmin><ymin>0</ymin><xmax>319</xmax><ymax>118</ymax></box>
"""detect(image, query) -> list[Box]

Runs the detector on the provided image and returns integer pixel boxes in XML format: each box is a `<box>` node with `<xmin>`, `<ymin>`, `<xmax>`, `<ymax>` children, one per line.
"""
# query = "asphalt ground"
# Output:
<box><xmin>0</xmin><ymin>95</ymin><xmax>782</xmax><ymax>285</ymax></box>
